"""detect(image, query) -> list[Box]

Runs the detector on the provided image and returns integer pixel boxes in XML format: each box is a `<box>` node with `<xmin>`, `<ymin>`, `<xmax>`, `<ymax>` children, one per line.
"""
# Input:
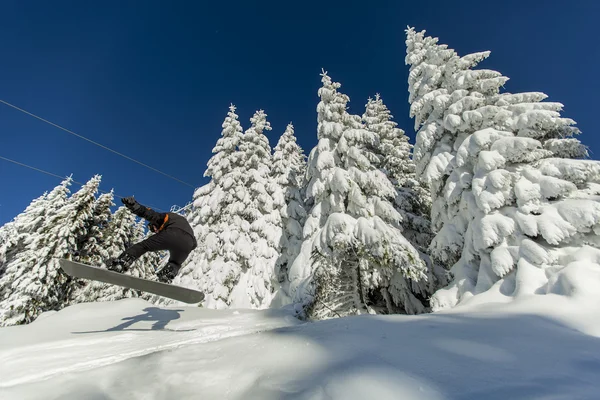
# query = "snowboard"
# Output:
<box><xmin>59</xmin><ymin>259</ymin><xmax>205</xmax><ymax>304</ymax></box>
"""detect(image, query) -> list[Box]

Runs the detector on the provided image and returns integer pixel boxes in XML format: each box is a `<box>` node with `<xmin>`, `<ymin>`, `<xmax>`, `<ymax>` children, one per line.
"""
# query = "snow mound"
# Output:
<box><xmin>2</xmin><ymin>296</ymin><xmax>600</xmax><ymax>399</ymax></box>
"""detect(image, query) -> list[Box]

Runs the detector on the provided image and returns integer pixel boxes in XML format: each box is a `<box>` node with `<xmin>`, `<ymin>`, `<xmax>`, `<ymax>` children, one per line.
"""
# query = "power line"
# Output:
<box><xmin>0</xmin><ymin>155</ymin><xmax>68</xmax><ymax>181</ymax></box>
<box><xmin>0</xmin><ymin>155</ymin><xmax>167</xmax><ymax>212</ymax></box>
<box><xmin>0</xmin><ymin>99</ymin><xmax>196</xmax><ymax>188</ymax></box>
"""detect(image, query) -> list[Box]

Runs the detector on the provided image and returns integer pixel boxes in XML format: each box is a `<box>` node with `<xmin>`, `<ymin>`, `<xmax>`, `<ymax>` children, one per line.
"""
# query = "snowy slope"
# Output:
<box><xmin>1</xmin><ymin>296</ymin><xmax>600</xmax><ymax>400</ymax></box>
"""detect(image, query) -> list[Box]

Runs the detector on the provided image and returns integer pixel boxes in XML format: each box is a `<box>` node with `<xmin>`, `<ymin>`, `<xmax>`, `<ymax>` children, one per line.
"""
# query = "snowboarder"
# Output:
<box><xmin>108</xmin><ymin>197</ymin><xmax>197</xmax><ymax>283</ymax></box>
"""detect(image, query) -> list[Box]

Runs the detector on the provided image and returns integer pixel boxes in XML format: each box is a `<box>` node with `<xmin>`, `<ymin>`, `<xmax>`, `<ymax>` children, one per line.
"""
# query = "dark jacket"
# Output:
<box><xmin>130</xmin><ymin>202</ymin><xmax>196</xmax><ymax>242</ymax></box>
<box><xmin>121</xmin><ymin>201</ymin><xmax>197</xmax><ymax>265</ymax></box>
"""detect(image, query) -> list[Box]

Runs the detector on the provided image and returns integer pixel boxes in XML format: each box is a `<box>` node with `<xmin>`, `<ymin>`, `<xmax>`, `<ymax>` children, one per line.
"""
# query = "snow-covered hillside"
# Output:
<box><xmin>1</xmin><ymin>294</ymin><xmax>599</xmax><ymax>400</ymax></box>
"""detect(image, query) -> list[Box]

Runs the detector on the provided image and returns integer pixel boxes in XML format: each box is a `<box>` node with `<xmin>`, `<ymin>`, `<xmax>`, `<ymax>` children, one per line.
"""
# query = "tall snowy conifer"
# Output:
<box><xmin>0</xmin><ymin>178</ymin><xmax>73</xmax><ymax>278</ymax></box>
<box><xmin>0</xmin><ymin>193</ymin><xmax>47</xmax><ymax>276</ymax></box>
<box><xmin>363</xmin><ymin>94</ymin><xmax>448</xmax><ymax>296</ymax></box>
<box><xmin>271</xmin><ymin>123</ymin><xmax>307</xmax><ymax>301</ymax></box>
<box><xmin>76</xmin><ymin>191</ymin><xmax>115</xmax><ymax>265</ymax></box>
<box><xmin>406</xmin><ymin>27</ymin><xmax>600</xmax><ymax>310</ymax></box>
<box><xmin>289</xmin><ymin>71</ymin><xmax>429</xmax><ymax>319</ymax></box>
<box><xmin>233</xmin><ymin>110</ymin><xmax>283</xmax><ymax>308</ymax></box>
<box><xmin>0</xmin><ymin>223</ymin><xmax>16</xmax><ymax>276</ymax></box>
<box><xmin>69</xmin><ymin>191</ymin><xmax>115</xmax><ymax>303</ymax></box>
<box><xmin>177</xmin><ymin>105</ymin><xmax>244</xmax><ymax>308</ymax></box>
<box><xmin>0</xmin><ymin>178</ymin><xmax>72</xmax><ymax>307</ymax></box>
<box><xmin>363</xmin><ymin>94</ymin><xmax>433</xmax><ymax>250</ymax></box>
<box><xmin>0</xmin><ymin>175</ymin><xmax>101</xmax><ymax>325</ymax></box>
<box><xmin>405</xmin><ymin>27</ymin><xmax>485</xmax><ymax>269</ymax></box>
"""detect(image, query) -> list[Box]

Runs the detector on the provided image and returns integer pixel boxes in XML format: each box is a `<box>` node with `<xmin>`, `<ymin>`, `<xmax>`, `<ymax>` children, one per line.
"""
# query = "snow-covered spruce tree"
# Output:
<box><xmin>363</xmin><ymin>94</ymin><xmax>448</xmax><ymax>295</ymax></box>
<box><xmin>232</xmin><ymin>110</ymin><xmax>283</xmax><ymax>308</ymax></box>
<box><xmin>288</xmin><ymin>71</ymin><xmax>429</xmax><ymax>319</ymax></box>
<box><xmin>176</xmin><ymin>105</ymin><xmax>245</xmax><ymax>309</ymax></box>
<box><xmin>0</xmin><ymin>193</ymin><xmax>46</xmax><ymax>276</ymax></box>
<box><xmin>75</xmin><ymin>191</ymin><xmax>115</xmax><ymax>265</ymax></box>
<box><xmin>0</xmin><ymin>178</ymin><xmax>72</xmax><ymax>300</ymax></box>
<box><xmin>68</xmin><ymin>190</ymin><xmax>115</xmax><ymax>303</ymax></box>
<box><xmin>406</xmin><ymin>27</ymin><xmax>600</xmax><ymax>310</ymax></box>
<box><xmin>405</xmin><ymin>27</ymin><xmax>492</xmax><ymax>269</ymax></box>
<box><xmin>363</xmin><ymin>94</ymin><xmax>433</xmax><ymax>250</ymax></box>
<box><xmin>0</xmin><ymin>222</ymin><xmax>16</xmax><ymax>277</ymax></box>
<box><xmin>0</xmin><ymin>221</ymin><xmax>12</xmax><ymax>249</ymax></box>
<box><xmin>0</xmin><ymin>178</ymin><xmax>73</xmax><ymax>277</ymax></box>
<box><xmin>187</xmin><ymin>183</ymin><xmax>213</xmax><ymax>237</ymax></box>
<box><xmin>271</xmin><ymin>123</ymin><xmax>307</xmax><ymax>301</ymax></box>
<box><xmin>1</xmin><ymin>193</ymin><xmax>48</xmax><ymax>255</ymax></box>
<box><xmin>0</xmin><ymin>175</ymin><xmax>101</xmax><ymax>326</ymax></box>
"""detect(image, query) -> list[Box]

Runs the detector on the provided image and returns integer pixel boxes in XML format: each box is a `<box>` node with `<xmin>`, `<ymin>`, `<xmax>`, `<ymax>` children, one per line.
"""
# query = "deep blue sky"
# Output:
<box><xmin>0</xmin><ymin>0</ymin><xmax>598</xmax><ymax>225</ymax></box>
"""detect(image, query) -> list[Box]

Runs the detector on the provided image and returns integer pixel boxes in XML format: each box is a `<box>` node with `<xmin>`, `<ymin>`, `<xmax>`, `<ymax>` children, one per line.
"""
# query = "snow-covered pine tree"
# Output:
<box><xmin>231</xmin><ymin>109</ymin><xmax>283</xmax><ymax>308</ymax></box>
<box><xmin>0</xmin><ymin>222</ymin><xmax>16</xmax><ymax>277</ymax></box>
<box><xmin>182</xmin><ymin>108</ymin><xmax>283</xmax><ymax>309</ymax></box>
<box><xmin>68</xmin><ymin>190</ymin><xmax>115</xmax><ymax>303</ymax></box>
<box><xmin>405</xmin><ymin>27</ymin><xmax>600</xmax><ymax>310</ymax></box>
<box><xmin>271</xmin><ymin>123</ymin><xmax>307</xmax><ymax>302</ymax></box>
<box><xmin>187</xmin><ymin>183</ymin><xmax>213</xmax><ymax>238</ymax></box>
<box><xmin>288</xmin><ymin>71</ymin><xmax>429</xmax><ymax>320</ymax></box>
<box><xmin>0</xmin><ymin>175</ymin><xmax>101</xmax><ymax>326</ymax></box>
<box><xmin>0</xmin><ymin>194</ymin><xmax>45</xmax><ymax>277</ymax></box>
<box><xmin>363</xmin><ymin>94</ymin><xmax>448</xmax><ymax>296</ymax></box>
<box><xmin>0</xmin><ymin>177</ymin><xmax>73</xmax><ymax>278</ymax></box>
<box><xmin>362</xmin><ymin>94</ymin><xmax>433</xmax><ymax>250</ymax></box>
<box><xmin>1</xmin><ymin>193</ymin><xmax>48</xmax><ymax>254</ymax></box>
<box><xmin>76</xmin><ymin>191</ymin><xmax>115</xmax><ymax>265</ymax></box>
<box><xmin>405</xmin><ymin>27</ymin><xmax>489</xmax><ymax>269</ymax></box>
<box><xmin>176</xmin><ymin>105</ymin><xmax>245</xmax><ymax>308</ymax></box>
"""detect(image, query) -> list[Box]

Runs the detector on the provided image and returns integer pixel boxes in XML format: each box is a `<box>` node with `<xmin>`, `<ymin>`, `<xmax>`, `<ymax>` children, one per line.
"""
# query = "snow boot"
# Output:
<box><xmin>157</xmin><ymin>263</ymin><xmax>180</xmax><ymax>284</ymax></box>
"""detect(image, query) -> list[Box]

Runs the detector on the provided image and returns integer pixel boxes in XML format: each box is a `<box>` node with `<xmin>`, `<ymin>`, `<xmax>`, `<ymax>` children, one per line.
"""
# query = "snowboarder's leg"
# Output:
<box><xmin>108</xmin><ymin>232</ymin><xmax>172</xmax><ymax>273</ymax></box>
<box><xmin>156</xmin><ymin>231</ymin><xmax>196</xmax><ymax>283</ymax></box>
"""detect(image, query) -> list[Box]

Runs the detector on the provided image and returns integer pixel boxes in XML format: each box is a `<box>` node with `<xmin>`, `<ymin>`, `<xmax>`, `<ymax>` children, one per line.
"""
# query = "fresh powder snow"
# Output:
<box><xmin>1</xmin><ymin>292</ymin><xmax>599</xmax><ymax>399</ymax></box>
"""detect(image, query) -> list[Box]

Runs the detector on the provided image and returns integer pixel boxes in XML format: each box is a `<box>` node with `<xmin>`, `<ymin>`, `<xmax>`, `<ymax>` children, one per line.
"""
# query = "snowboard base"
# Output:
<box><xmin>59</xmin><ymin>259</ymin><xmax>204</xmax><ymax>304</ymax></box>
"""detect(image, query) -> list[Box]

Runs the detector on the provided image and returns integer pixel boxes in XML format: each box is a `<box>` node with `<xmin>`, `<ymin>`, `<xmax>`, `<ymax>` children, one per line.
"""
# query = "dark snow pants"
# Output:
<box><xmin>122</xmin><ymin>228</ymin><xmax>197</xmax><ymax>273</ymax></box>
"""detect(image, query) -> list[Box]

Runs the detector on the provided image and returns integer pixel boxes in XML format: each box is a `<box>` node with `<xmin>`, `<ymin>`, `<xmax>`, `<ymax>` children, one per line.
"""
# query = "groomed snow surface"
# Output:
<box><xmin>1</xmin><ymin>292</ymin><xmax>600</xmax><ymax>400</ymax></box>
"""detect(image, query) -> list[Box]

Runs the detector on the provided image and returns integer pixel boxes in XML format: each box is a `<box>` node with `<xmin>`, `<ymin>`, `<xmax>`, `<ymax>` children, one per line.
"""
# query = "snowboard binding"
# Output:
<box><xmin>156</xmin><ymin>263</ymin><xmax>180</xmax><ymax>284</ymax></box>
<box><xmin>106</xmin><ymin>254</ymin><xmax>135</xmax><ymax>273</ymax></box>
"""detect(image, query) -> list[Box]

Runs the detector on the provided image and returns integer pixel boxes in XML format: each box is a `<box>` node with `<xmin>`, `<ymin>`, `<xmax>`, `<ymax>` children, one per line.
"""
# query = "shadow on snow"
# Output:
<box><xmin>72</xmin><ymin>307</ymin><xmax>194</xmax><ymax>333</ymax></box>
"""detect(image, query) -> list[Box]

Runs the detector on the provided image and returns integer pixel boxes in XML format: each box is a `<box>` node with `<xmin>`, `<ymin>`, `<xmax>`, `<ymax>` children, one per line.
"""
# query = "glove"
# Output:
<box><xmin>121</xmin><ymin>196</ymin><xmax>137</xmax><ymax>209</ymax></box>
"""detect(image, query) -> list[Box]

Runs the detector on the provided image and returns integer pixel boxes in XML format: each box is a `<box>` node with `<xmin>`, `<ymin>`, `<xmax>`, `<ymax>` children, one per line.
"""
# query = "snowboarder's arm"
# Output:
<box><xmin>121</xmin><ymin>197</ymin><xmax>165</xmax><ymax>225</ymax></box>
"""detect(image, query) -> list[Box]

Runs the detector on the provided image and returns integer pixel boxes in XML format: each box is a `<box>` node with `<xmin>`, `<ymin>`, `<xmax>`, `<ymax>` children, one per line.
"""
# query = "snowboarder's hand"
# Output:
<box><xmin>121</xmin><ymin>196</ymin><xmax>137</xmax><ymax>209</ymax></box>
